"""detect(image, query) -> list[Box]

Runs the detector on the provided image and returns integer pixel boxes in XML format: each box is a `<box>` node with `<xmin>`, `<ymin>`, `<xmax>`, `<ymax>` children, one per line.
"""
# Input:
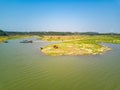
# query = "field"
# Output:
<box><xmin>41</xmin><ymin>35</ymin><xmax>120</xmax><ymax>56</ymax></box>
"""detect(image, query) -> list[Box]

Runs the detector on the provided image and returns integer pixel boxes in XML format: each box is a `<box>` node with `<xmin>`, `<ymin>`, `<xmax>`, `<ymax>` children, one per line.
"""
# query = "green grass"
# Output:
<box><xmin>0</xmin><ymin>36</ymin><xmax>8</xmax><ymax>42</ymax></box>
<box><xmin>40</xmin><ymin>35</ymin><xmax>119</xmax><ymax>56</ymax></box>
<box><xmin>41</xmin><ymin>42</ymin><xmax>110</xmax><ymax>56</ymax></box>
<box><xmin>40</xmin><ymin>35</ymin><xmax>120</xmax><ymax>44</ymax></box>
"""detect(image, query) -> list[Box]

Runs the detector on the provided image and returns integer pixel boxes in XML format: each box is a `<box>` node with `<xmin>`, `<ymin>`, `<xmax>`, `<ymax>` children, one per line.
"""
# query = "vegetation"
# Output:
<box><xmin>0</xmin><ymin>30</ymin><xmax>31</xmax><ymax>42</ymax></box>
<box><xmin>0</xmin><ymin>36</ymin><xmax>8</xmax><ymax>42</ymax></box>
<box><xmin>5</xmin><ymin>31</ymin><xmax>120</xmax><ymax>36</ymax></box>
<box><xmin>42</xmin><ymin>43</ymin><xmax>110</xmax><ymax>56</ymax></box>
<box><xmin>0</xmin><ymin>30</ymin><xmax>8</xmax><ymax>36</ymax></box>
<box><xmin>0</xmin><ymin>35</ymin><xmax>33</xmax><ymax>43</ymax></box>
<box><xmin>41</xmin><ymin>35</ymin><xmax>120</xmax><ymax>44</ymax></box>
<box><xmin>41</xmin><ymin>35</ymin><xmax>120</xmax><ymax>56</ymax></box>
<box><xmin>7</xmin><ymin>35</ymin><xmax>33</xmax><ymax>40</ymax></box>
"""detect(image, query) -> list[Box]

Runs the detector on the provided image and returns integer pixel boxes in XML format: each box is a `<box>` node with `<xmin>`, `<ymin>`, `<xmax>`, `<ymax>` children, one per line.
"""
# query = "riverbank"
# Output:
<box><xmin>0</xmin><ymin>35</ymin><xmax>33</xmax><ymax>43</ymax></box>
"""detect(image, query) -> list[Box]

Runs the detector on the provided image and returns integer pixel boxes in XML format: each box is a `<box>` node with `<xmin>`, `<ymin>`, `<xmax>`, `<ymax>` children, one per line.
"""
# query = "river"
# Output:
<box><xmin>0</xmin><ymin>38</ymin><xmax>120</xmax><ymax>90</ymax></box>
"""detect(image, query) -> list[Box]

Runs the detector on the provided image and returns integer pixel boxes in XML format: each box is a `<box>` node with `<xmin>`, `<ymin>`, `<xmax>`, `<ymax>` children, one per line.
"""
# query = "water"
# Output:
<box><xmin>0</xmin><ymin>39</ymin><xmax>120</xmax><ymax>90</ymax></box>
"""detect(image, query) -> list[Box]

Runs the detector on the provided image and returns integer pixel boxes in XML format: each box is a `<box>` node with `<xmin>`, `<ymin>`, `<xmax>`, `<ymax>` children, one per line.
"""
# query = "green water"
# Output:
<box><xmin>0</xmin><ymin>39</ymin><xmax>120</xmax><ymax>90</ymax></box>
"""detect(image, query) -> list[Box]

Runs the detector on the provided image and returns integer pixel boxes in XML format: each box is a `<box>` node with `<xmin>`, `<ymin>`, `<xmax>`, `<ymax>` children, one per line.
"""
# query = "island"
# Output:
<box><xmin>40</xmin><ymin>35</ymin><xmax>120</xmax><ymax>56</ymax></box>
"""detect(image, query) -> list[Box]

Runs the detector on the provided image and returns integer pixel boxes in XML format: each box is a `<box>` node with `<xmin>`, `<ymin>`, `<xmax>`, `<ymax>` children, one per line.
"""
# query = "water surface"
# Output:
<box><xmin>0</xmin><ymin>39</ymin><xmax>120</xmax><ymax>90</ymax></box>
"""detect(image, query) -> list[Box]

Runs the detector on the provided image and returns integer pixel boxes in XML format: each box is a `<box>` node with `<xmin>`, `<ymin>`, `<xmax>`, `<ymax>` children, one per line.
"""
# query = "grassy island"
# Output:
<box><xmin>41</xmin><ymin>42</ymin><xmax>110</xmax><ymax>56</ymax></box>
<box><xmin>40</xmin><ymin>35</ymin><xmax>120</xmax><ymax>56</ymax></box>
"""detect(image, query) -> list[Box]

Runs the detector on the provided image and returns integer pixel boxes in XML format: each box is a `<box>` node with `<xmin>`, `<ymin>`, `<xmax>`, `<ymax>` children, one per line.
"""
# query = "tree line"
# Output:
<box><xmin>0</xmin><ymin>29</ymin><xmax>120</xmax><ymax>36</ymax></box>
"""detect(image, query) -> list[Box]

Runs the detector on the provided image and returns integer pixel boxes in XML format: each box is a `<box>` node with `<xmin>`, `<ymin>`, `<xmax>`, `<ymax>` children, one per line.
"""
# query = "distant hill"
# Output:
<box><xmin>4</xmin><ymin>31</ymin><xmax>120</xmax><ymax>36</ymax></box>
<box><xmin>80</xmin><ymin>32</ymin><xmax>99</xmax><ymax>35</ymax></box>
<box><xmin>0</xmin><ymin>30</ymin><xmax>8</xmax><ymax>36</ymax></box>
<box><xmin>6</xmin><ymin>31</ymin><xmax>100</xmax><ymax>35</ymax></box>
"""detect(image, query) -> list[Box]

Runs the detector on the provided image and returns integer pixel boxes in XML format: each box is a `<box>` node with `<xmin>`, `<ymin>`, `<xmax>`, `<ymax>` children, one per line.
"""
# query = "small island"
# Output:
<box><xmin>41</xmin><ymin>43</ymin><xmax>110</xmax><ymax>56</ymax></box>
<box><xmin>40</xmin><ymin>35</ymin><xmax>120</xmax><ymax>56</ymax></box>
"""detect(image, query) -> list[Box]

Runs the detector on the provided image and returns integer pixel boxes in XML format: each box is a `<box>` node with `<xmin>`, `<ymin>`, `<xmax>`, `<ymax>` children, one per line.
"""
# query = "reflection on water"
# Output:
<box><xmin>0</xmin><ymin>39</ymin><xmax>120</xmax><ymax>90</ymax></box>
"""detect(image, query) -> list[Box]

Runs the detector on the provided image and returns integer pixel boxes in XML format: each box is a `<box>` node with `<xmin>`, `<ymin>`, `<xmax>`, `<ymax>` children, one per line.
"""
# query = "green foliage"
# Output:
<box><xmin>0</xmin><ymin>30</ymin><xmax>8</xmax><ymax>36</ymax></box>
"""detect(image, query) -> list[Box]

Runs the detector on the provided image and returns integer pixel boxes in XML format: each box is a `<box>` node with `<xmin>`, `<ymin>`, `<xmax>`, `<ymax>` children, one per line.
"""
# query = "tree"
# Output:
<box><xmin>0</xmin><ymin>29</ymin><xmax>8</xmax><ymax>36</ymax></box>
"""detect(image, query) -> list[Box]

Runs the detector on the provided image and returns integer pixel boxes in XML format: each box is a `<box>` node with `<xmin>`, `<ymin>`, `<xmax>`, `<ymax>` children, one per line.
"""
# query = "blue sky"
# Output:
<box><xmin>0</xmin><ymin>0</ymin><xmax>120</xmax><ymax>33</ymax></box>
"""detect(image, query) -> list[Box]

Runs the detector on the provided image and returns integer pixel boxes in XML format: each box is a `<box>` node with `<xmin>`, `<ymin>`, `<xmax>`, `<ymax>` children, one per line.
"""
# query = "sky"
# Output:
<box><xmin>0</xmin><ymin>0</ymin><xmax>120</xmax><ymax>33</ymax></box>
